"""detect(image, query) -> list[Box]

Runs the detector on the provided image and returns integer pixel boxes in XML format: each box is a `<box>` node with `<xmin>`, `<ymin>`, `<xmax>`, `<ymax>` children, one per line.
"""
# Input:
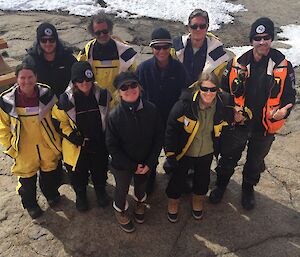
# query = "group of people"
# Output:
<box><xmin>0</xmin><ymin>9</ymin><xmax>296</xmax><ymax>233</ymax></box>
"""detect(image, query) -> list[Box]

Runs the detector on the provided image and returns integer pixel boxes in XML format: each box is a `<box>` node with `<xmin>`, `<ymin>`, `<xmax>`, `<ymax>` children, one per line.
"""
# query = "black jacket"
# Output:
<box><xmin>136</xmin><ymin>56</ymin><xmax>190</xmax><ymax>125</ymax></box>
<box><xmin>165</xmin><ymin>89</ymin><xmax>234</xmax><ymax>160</ymax></box>
<box><xmin>106</xmin><ymin>99</ymin><xmax>164</xmax><ymax>171</ymax></box>
<box><xmin>23</xmin><ymin>40</ymin><xmax>77</xmax><ymax>97</ymax></box>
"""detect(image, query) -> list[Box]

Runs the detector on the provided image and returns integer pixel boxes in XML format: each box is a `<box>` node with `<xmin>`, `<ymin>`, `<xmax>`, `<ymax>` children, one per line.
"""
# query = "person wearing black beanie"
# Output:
<box><xmin>52</xmin><ymin>60</ymin><xmax>111</xmax><ymax>212</ymax></box>
<box><xmin>23</xmin><ymin>22</ymin><xmax>77</xmax><ymax>97</ymax></box>
<box><xmin>209</xmin><ymin>17</ymin><xmax>296</xmax><ymax>211</ymax></box>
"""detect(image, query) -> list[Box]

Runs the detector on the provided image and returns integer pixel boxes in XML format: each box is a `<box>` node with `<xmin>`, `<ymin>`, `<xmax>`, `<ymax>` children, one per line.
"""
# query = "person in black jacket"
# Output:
<box><xmin>23</xmin><ymin>22</ymin><xmax>77</xmax><ymax>97</ymax></box>
<box><xmin>164</xmin><ymin>72</ymin><xmax>234</xmax><ymax>222</ymax></box>
<box><xmin>106</xmin><ymin>72</ymin><xmax>163</xmax><ymax>233</ymax></box>
<box><xmin>136</xmin><ymin>27</ymin><xmax>190</xmax><ymax>194</ymax></box>
<box><xmin>52</xmin><ymin>61</ymin><xmax>111</xmax><ymax>212</ymax></box>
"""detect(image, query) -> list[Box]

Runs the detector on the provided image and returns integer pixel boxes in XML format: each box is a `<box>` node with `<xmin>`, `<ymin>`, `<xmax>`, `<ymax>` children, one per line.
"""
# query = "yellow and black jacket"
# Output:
<box><xmin>223</xmin><ymin>48</ymin><xmax>296</xmax><ymax>134</ymax></box>
<box><xmin>170</xmin><ymin>33</ymin><xmax>231</xmax><ymax>83</ymax></box>
<box><xmin>52</xmin><ymin>84</ymin><xmax>111</xmax><ymax>170</ymax></box>
<box><xmin>77</xmin><ymin>37</ymin><xmax>137</xmax><ymax>95</ymax></box>
<box><xmin>0</xmin><ymin>83</ymin><xmax>61</xmax><ymax>159</ymax></box>
<box><xmin>164</xmin><ymin>88</ymin><xmax>234</xmax><ymax>161</ymax></box>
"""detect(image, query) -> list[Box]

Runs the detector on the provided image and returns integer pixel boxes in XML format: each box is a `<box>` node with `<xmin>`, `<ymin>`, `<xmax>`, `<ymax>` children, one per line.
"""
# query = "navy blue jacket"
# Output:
<box><xmin>136</xmin><ymin>56</ymin><xmax>190</xmax><ymax>125</ymax></box>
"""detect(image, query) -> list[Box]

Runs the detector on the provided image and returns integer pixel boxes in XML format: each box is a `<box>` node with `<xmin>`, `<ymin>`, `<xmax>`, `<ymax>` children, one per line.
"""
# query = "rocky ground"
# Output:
<box><xmin>0</xmin><ymin>0</ymin><xmax>299</xmax><ymax>256</ymax></box>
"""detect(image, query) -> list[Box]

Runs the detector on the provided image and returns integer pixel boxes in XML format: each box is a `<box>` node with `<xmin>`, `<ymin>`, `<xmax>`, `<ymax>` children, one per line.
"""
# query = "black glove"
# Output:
<box><xmin>163</xmin><ymin>155</ymin><xmax>178</xmax><ymax>174</ymax></box>
<box><xmin>82</xmin><ymin>138</ymin><xmax>99</xmax><ymax>153</ymax></box>
<box><xmin>68</xmin><ymin>130</ymin><xmax>84</xmax><ymax>146</ymax></box>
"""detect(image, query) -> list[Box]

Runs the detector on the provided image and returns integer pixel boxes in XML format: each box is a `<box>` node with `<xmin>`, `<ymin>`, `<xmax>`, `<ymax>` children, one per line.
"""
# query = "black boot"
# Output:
<box><xmin>27</xmin><ymin>204</ymin><xmax>43</xmax><ymax>219</ymax></box>
<box><xmin>209</xmin><ymin>186</ymin><xmax>226</xmax><ymax>204</ymax></box>
<box><xmin>95</xmin><ymin>186</ymin><xmax>110</xmax><ymax>208</ymax></box>
<box><xmin>75</xmin><ymin>190</ymin><xmax>89</xmax><ymax>212</ymax></box>
<box><xmin>241</xmin><ymin>182</ymin><xmax>255</xmax><ymax>210</ymax></box>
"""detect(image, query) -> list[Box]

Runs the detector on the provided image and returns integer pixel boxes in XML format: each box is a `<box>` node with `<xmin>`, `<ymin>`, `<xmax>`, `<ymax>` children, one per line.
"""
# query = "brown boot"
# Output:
<box><xmin>134</xmin><ymin>201</ymin><xmax>145</xmax><ymax>224</ymax></box>
<box><xmin>167</xmin><ymin>198</ymin><xmax>179</xmax><ymax>223</ymax></box>
<box><xmin>192</xmin><ymin>194</ymin><xmax>205</xmax><ymax>220</ymax></box>
<box><xmin>114</xmin><ymin>210</ymin><xmax>135</xmax><ymax>233</ymax></box>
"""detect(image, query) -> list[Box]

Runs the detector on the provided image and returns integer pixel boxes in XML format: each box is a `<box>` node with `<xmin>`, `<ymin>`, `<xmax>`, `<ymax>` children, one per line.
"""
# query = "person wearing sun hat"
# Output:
<box><xmin>209</xmin><ymin>17</ymin><xmax>296</xmax><ymax>210</ymax></box>
<box><xmin>106</xmin><ymin>71</ymin><xmax>163</xmax><ymax>233</ymax></box>
<box><xmin>136</xmin><ymin>27</ymin><xmax>190</xmax><ymax>194</ymax></box>
<box><xmin>52</xmin><ymin>61</ymin><xmax>111</xmax><ymax>212</ymax></box>
<box><xmin>23</xmin><ymin>22</ymin><xmax>77</xmax><ymax>97</ymax></box>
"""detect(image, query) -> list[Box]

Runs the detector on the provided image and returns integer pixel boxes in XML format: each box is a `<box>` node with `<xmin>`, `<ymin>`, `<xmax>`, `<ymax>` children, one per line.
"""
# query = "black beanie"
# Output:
<box><xmin>113</xmin><ymin>72</ymin><xmax>139</xmax><ymax>89</ymax></box>
<box><xmin>36</xmin><ymin>22</ymin><xmax>58</xmax><ymax>42</ymax></box>
<box><xmin>149</xmin><ymin>28</ymin><xmax>172</xmax><ymax>47</ymax></box>
<box><xmin>249</xmin><ymin>17</ymin><xmax>274</xmax><ymax>42</ymax></box>
<box><xmin>71</xmin><ymin>61</ymin><xmax>95</xmax><ymax>83</ymax></box>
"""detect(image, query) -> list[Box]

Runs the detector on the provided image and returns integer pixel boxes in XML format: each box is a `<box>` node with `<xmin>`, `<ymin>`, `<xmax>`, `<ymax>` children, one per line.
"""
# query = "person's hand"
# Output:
<box><xmin>233</xmin><ymin>106</ymin><xmax>245</xmax><ymax>124</ymax></box>
<box><xmin>135</xmin><ymin>164</ymin><xmax>146</xmax><ymax>174</ymax></box>
<box><xmin>163</xmin><ymin>156</ymin><xmax>178</xmax><ymax>174</ymax></box>
<box><xmin>271</xmin><ymin>103</ymin><xmax>293</xmax><ymax>120</ymax></box>
<box><xmin>139</xmin><ymin>165</ymin><xmax>150</xmax><ymax>174</ymax></box>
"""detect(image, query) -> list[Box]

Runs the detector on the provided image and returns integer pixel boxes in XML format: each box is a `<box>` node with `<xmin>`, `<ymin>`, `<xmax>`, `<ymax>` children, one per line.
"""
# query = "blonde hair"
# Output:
<box><xmin>193</xmin><ymin>72</ymin><xmax>219</xmax><ymax>92</ymax></box>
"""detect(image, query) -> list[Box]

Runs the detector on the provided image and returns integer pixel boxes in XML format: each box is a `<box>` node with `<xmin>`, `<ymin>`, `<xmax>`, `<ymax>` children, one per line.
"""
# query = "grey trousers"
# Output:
<box><xmin>111</xmin><ymin>167</ymin><xmax>148</xmax><ymax>211</ymax></box>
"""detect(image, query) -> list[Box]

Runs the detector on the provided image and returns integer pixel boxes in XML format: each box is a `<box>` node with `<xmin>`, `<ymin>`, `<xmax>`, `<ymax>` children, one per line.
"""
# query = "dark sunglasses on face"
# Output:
<box><xmin>120</xmin><ymin>82</ymin><xmax>139</xmax><ymax>91</ymax></box>
<box><xmin>252</xmin><ymin>34</ymin><xmax>272</xmax><ymax>41</ymax></box>
<box><xmin>94</xmin><ymin>29</ymin><xmax>109</xmax><ymax>36</ymax></box>
<box><xmin>200</xmin><ymin>85</ymin><xmax>218</xmax><ymax>92</ymax></box>
<box><xmin>189</xmin><ymin>23</ymin><xmax>208</xmax><ymax>30</ymax></box>
<box><xmin>152</xmin><ymin>45</ymin><xmax>171</xmax><ymax>51</ymax></box>
<box><xmin>74</xmin><ymin>77</ymin><xmax>93</xmax><ymax>83</ymax></box>
<box><xmin>40</xmin><ymin>37</ymin><xmax>56</xmax><ymax>43</ymax></box>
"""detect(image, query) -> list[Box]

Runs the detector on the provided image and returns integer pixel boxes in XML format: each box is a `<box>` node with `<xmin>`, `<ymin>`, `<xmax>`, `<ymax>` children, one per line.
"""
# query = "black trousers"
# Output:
<box><xmin>166</xmin><ymin>153</ymin><xmax>214</xmax><ymax>199</ymax></box>
<box><xmin>111</xmin><ymin>167</ymin><xmax>148</xmax><ymax>211</ymax></box>
<box><xmin>216</xmin><ymin>126</ymin><xmax>275</xmax><ymax>188</ymax></box>
<box><xmin>17</xmin><ymin>169</ymin><xmax>60</xmax><ymax>209</ymax></box>
<box><xmin>65</xmin><ymin>149</ymin><xmax>108</xmax><ymax>193</ymax></box>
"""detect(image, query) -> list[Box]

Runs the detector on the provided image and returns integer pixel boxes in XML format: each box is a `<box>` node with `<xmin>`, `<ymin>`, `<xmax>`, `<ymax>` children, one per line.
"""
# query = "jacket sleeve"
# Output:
<box><xmin>281</xmin><ymin>61</ymin><xmax>296</xmax><ymax>118</ymax></box>
<box><xmin>164</xmin><ymin>100</ymin><xmax>184</xmax><ymax>157</ymax></box>
<box><xmin>22</xmin><ymin>54</ymin><xmax>36</xmax><ymax>67</ymax></box>
<box><xmin>0</xmin><ymin>107</ymin><xmax>16</xmax><ymax>158</ymax></box>
<box><xmin>106</xmin><ymin>114</ymin><xmax>137</xmax><ymax>171</ymax></box>
<box><xmin>51</xmin><ymin>104</ymin><xmax>83</xmax><ymax>146</ymax></box>
<box><xmin>144</xmin><ymin>108</ymin><xmax>164</xmax><ymax>169</ymax></box>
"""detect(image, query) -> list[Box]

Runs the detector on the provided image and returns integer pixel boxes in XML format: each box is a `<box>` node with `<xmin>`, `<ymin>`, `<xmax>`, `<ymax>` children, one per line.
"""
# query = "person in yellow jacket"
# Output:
<box><xmin>52</xmin><ymin>61</ymin><xmax>111</xmax><ymax>212</ymax></box>
<box><xmin>77</xmin><ymin>14</ymin><xmax>137</xmax><ymax>98</ymax></box>
<box><xmin>0</xmin><ymin>63</ymin><xmax>61</xmax><ymax>219</ymax></box>
<box><xmin>170</xmin><ymin>9</ymin><xmax>230</xmax><ymax>84</ymax></box>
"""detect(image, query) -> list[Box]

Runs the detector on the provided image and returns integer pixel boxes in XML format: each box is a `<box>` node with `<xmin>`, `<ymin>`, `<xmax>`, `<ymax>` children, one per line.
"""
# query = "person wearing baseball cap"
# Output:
<box><xmin>209</xmin><ymin>17</ymin><xmax>296</xmax><ymax>210</ymax></box>
<box><xmin>136</xmin><ymin>27</ymin><xmax>190</xmax><ymax>195</ymax></box>
<box><xmin>23</xmin><ymin>22</ymin><xmax>77</xmax><ymax>97</ymax></box>
<box><xmin>52</xmin><ymin>61</ymin><xmax>111</xmax><ymax>212</ymax></box>
<box><xmin>106</xmin><ymin>71</ymin><xmax>163</xmax><ymax>233</ymax></box>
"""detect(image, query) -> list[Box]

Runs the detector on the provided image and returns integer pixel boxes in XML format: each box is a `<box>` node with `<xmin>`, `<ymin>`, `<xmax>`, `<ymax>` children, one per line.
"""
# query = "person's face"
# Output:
<box><xmin>93</xmin><ymin>22</ymin><xmax>111</xmax><ymax>45</ymax></box>
<box><xmin>118</xmin><ymin>82</ymin><xmax>140</xmax><ymax>103</ymax></box>
<box><xmin>199</xmin><ymin>80</ymin><xmax>218</xmax><ymax>106</ymax></box>
<box><xmin>74</xmin><ymin>80</ymin><xmax>93</xmax><ymax>95</ymax></box>
<box><xmin>152</xmin><ymin>44</ymin><xmax>171</xmax><ymax>63</ymax></box>
<box><xmin>188</xmin><ymin>16</ymin><xmax>208</xmax><ymax>43</ymax></box>
<box><xmin>17</xmin><ymin>69</ymin><xmax>37</xmax><ymax>92</ymax></box>
<box><xmin>252</xmin><ymin>33</ymin><xmax>272</xmax><ymax>57</ymax></box>
<box><xmin>39</xmin><ymin>36</ymin><xmax>57</xmax><ymax>54</ymax></box>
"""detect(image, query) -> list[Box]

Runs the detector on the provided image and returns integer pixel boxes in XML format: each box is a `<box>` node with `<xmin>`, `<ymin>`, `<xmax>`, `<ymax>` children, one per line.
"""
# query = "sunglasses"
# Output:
<box><xmin>189</xmin><ymin>23</ymin><xmax>208</xmax><ymax>30</ymax></box>
<box><xmin>152</xmin><ymin>45</ymin><xmax>171</xmax><ymax>51</ymax></box>
<box><xmin>40</xmin><ymin>37</ymin><xmax>56</xmax><ymax>43</ymax></box>
<box><xmin>252</xmin><ymin>34</ymin><xmax>272</xmax><ymax>41</ymax></box>
<box><xmin>120</xmin><ymin>82</ymin><xmax>139</xmax><ymax>91</ymax></box>
<box><xmin>94</xmin><ymin>29</ymin><xmax>109</xmax><ymax>36</ymax></box>
<box><xmin>200</xmin><ymin>85</ymin><xmax>218</xmax><ymax>92</ymax></box>
<box><xmin>74</xmin><ymin>77</ymin><xmax>93</xmax><ymax>83</ymax></box>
